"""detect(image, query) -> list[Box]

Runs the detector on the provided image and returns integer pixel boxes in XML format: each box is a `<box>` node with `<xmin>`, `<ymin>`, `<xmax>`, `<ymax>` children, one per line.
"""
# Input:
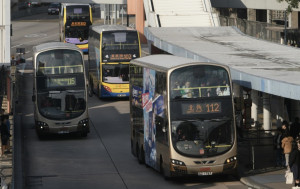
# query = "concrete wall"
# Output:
<box><xmin>0</xmin><ymin>0</ymin><xmax>10</xmax><ymax>65</ymax></box>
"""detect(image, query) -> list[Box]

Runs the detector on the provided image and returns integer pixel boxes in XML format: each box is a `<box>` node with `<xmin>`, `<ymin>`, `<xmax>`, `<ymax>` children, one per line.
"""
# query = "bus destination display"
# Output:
<box><xmin>47</xmin><ymin>77</ymin><xmax>76</xmax><ymax>87</ymax></box>
<box><xmin>71</xmin><ymin>22</ymin><xmax>87</xmax><ymax>27</ymax></box>
<box><xmin>182</xmin><ymin>102</ymin><xmax>221</xmax><ymax>115</ymax></box>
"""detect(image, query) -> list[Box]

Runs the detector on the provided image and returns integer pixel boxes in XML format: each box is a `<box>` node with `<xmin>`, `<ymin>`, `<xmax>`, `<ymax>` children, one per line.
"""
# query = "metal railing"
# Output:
<box><xmin>219</xmin><ymin>16</ymin><xmax>283</xmax><ymax>44</ymax></box>
<box><xmin>238</xmin><ymin>121</ymin><xmax>279</xmax><ymax>170</ymax></box>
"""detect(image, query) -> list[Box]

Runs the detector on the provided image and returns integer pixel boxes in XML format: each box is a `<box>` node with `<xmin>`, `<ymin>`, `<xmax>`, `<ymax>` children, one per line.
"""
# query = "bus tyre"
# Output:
<box><xmin>97</xmin><ymin>85</ymin><xmax>101</xmax><ymax>99</ymax></box>
<box><xmin>136</xmin><ymin>145</ymin><xmax>144</xmax><ymax>164</ymax></box>
<box><xmin>131</xmin><ymin>140</ymin><xmax>134</xmax><ymax>155</ymax></box>
<box><xmin>160</xmin><ymin>157</ymin><xmax>170</xmax><ymax>180</ymax></box>
<box><xmin>88</xmin><ymin>81</ymin><xmax>93</xmax><ymax>97</ymax></box>
<box><xmin>37</xmin><ymin>132</ymin><xmax>45</xmax><ymax>140</ymax></box>
<box><xmin>81</xmin><ymin>131</ymin><xmax>88</xmax><ymax>137</ymax></box>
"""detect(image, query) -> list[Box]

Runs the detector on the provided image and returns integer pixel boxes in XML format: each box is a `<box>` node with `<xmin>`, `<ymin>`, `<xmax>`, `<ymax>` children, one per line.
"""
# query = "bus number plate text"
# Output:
<box><xmin>198</xmin><ymin>172</ymin><xmax>213</xmax><ymax>176</ymax></box>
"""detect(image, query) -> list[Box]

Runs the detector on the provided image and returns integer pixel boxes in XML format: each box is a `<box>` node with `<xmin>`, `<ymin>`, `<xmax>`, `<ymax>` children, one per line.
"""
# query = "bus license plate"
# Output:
<box><xmin>198</xmin><ymin>172</ymin><xmax>213</xmax><ymax>176</ymax></box>
<box><xmin>58</xmin><ymin>129</ymin><xmax>69</xmax><ymax>134</ymax></box>
<box><xmin>117</xmin><ymin>94</ymin><xmax>126</xmax><ymax>97</ymax></box>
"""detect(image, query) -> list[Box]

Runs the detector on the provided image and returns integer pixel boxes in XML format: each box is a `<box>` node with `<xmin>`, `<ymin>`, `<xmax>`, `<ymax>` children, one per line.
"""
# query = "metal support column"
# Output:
<box><xmin>291</xmin><ymin>100</ymin><xmax>300</xmax><ymax>121</ymax></box>
<box><xmin>114</xmin><ymin>4</ymin><xmax>117</xmax><ymax>25</ymax></box>
<box><xmin>275</xmin><ymin>97</ymin><xmax>284</xmax><ymax>129</ymax></box>
<box><xmin>104</xmin><ymin>5</ymin><xmax>106</xmax><ymax>25</ymax></box>
<box><xmin>263</xmin><ymin>93</ymin><xmax>271</xmax><ymax>131</ymax></box>
<box><xmin>233</xmin><ymin>83</ymin><xmax>241</xmax><ymax>98</ymax></box>
<box><xmin>251</xmin><ymin>90</ymin><xmax>258</xmax><ymax>127</ymax></box>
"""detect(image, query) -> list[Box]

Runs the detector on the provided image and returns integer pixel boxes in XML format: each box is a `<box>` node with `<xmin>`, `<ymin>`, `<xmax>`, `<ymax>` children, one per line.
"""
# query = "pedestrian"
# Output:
<box><xmin>4</xmin><ymin>114</ymin><xmax>10</xmax><ymax>151</ymax></box>
<box><xmin>290</xmin><ymin>117</ymin><xmax>300</xmax><ymax>139</ymax></box>
<box><xmin>0</xmin><ymin>109</ymin><xmax>4</xmax><ymax>118</ymax></box>
<box><xmin>282</xmin><ymin>120</ymin><xmax>294</xmax><ymax>170</ymax></box>
<box><xmin>289</xmin><ymin>137</ymin><xmax>300</xmax><ymax>187</ymax></box>
<box><xmin>0</xmin><ymin>115</ymin><xmax>10</xmax><ymax>157</ymax></box>
<box><xmin>181</xmin><ymin>80</ymin><xmax>192</xmax><ymax>98</ymax></box>
<box><xmin>275</xmin><ymin>126</ymin><xmax>285</xmax><ymax>167</ymax></box>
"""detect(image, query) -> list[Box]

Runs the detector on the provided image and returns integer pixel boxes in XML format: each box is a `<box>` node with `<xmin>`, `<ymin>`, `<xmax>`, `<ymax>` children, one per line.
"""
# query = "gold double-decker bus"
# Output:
<box><xmin>32</xmin><ymin>42</ymin><xmax>89</xmax><ymax>138</ymax></box>
<box><xmin>130</xmin><ymin>54</ymin><xmax>237</xmax><ymax>178</ymax></box>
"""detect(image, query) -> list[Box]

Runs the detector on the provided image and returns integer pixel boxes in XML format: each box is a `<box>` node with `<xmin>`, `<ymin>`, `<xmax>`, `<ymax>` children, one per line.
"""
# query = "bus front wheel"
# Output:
<box><xmin>160</xmin><ymin>157</ymin><xmax>170</xmax><ymax>180</ymax></box>
<box><xmin>88</xmin><ymin>81</ymin><xmax>93</xmax><ymax>97</ymax></box>
<box><xmin>81</xmin><ymin>131</ymin><xmax>88</xmax><ymax>137</ymax></box>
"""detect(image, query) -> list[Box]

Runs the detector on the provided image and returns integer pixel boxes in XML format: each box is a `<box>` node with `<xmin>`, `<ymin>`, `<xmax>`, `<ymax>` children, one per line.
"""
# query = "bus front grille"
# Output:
<box><xmin>194</xmin><ymin>160</ymin><xmax>215</xmax><ymax>165</ymax></box>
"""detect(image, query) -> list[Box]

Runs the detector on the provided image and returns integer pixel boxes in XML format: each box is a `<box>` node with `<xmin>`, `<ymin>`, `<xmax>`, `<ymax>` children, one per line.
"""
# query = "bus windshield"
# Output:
<box><xmin>102</xmin><ymin>31</ymin><xmax>139</xmax><ymax>51</ymax></box>
<box><xmin>36</xmin><ymin>49</ymin><xmax>83</xmax><ymax>75</ymax></box>
<box><xmin>101</xmin><ymin>31</ymin><xmax>139</xmax><ymax>63</ymax></box>
<box><xmin>170</xmin><ymin>65</ymin><xmax>231</xmax><ymax>99</ymax></box>
<box><xmin>170</xmin><ymin>65</ymin><xmax>234</xmax><ymax>157</ymax></box>
<box><xmin>66</xmin><ymin>5</ymin><xmax>90</xmax><ymax>18</ymax></box>
<box><xmin>102</xmin><ymin>64</ymin><xmax>129</xmax><ymax>84</ymax></box>
<box><xmin>65</xmin><ymin>26</ymin><xmax>89</xmax><ymax>40</ymax></box>
<box><xmin>171</xmin><ymin>118</ymin><xmax>233</xmax><ymax>157</ymax></box>
<box><xmin>35</xmin><ymin>49</ymin><xmax>86</xmax><ymax>120</ymax></box>
<box><xmin>37</xmin><ymin>90</ymin><xmax>86</xmax><ymax>120</ymax></box>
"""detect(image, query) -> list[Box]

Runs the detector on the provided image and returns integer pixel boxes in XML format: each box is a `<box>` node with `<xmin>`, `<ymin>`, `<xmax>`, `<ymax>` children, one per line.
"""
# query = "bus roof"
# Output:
<box><xmin>90</xmin><ymin>24</ymin><xmax>135</xmax><ymax>34</ymax></box>
<box><xmin>130</xmin><ymin>54</ymin><xmax>225</xmax><ymax>72</ymax></box>
<box><xmin>32</xmin><ymin>42</ymin><xmax>81</xmax><ymax>54</ymax></box>
<box><xmin>61</xmin><ymin>3</ymin><xmax>91</xmax><ymax>7</ymax></box>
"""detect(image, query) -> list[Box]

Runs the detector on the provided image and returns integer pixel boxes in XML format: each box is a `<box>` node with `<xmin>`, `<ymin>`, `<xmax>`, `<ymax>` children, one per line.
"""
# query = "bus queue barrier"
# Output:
<box><xmin>238</xmin><ymin>126</ymin><xmax>278</xmax><ymax>171</ymax></box>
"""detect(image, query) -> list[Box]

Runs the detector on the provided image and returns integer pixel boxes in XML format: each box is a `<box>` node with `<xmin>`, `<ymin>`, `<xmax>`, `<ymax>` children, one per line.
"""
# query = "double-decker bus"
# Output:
<box><xmin>130</xmin><ymin>55</ymin><xmax>237</xmax><ymax>177</ymax></box>
<box><xmin>59</xmin><ymin>3</ymin><xmax>92</xmax><ymax>53</ymax></box>
<box><xmin>88</xmin><ymin>25</ymin><xmax>141</xmax><ymax>98</ymax></box>
<box><xmin>32</xmin><ymin>42</ymin><xmax>89</xmax><ymax>137</ymax></box>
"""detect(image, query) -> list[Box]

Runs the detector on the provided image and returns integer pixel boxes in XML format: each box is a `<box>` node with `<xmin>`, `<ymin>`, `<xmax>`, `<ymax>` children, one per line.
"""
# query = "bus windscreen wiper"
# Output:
<box><xmin>210</xmin><ymin>116</ymin><xmax>230</xmax><ymax>122</ymax></box>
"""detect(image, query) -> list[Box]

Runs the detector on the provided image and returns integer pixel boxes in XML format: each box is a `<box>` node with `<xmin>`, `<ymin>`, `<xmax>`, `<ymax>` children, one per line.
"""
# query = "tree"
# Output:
<box><xmin>277</xmin><ymin>0</ymin><xmax>299</xmax><ymax>12</ymax></box>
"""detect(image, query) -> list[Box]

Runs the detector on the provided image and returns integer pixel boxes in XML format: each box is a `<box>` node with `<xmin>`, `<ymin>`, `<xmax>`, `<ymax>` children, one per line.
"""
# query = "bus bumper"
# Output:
<box><xmin>170</xmin><ymin>161</ymin><xmax>237</xmax><ymax>176</ymax></box>
<box><xmin>35</xmin><ymin>120</ymin><xmax>90</xmax><ymax>135</ymax></box>
<box><xmin>100</xmin><ymin>86</ymin><xmax>129</xmax><ymax>98</ymax></box>
<box><xmin>81</xmin><ymin>48</ymin><xmax>88</xmax><ymax>53</ymax></box>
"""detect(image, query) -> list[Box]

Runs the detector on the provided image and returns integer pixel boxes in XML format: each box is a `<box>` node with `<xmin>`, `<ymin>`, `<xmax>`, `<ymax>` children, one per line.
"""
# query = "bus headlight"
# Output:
<box><xmin>36</xmin><ymin>121</ymin><xmax>48</xmax><ymax>130</ymax></box>
<box><xmin>224</xmin><ymin>156</ymin><xmax>237</xmax><ymax>164</ymax></box>
<box><xmin>171</xmin><ymin>159</ymin><xmax>186</xmax><ymax>166</ymax></box>
<box><xmin>103</xmin><ymin>85</ymin><xmax>112</xmax><ymax>93</ymax></box>
<box><xmin>78</xmin><ymin>118</ymin><xmax>89</xmax><ymax>127</ymax></box>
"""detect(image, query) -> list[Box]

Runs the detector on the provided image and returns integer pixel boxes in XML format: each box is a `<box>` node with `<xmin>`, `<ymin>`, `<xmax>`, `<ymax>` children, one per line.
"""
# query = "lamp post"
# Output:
<box><xmin>284</xmin><ymin>10</ymin><xmax>287</xmax><ymax>45</ymax></box>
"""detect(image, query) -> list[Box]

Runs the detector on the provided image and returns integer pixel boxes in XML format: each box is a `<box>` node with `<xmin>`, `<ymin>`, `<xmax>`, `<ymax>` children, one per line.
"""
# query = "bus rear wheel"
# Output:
<box><xmin>136</xmin><ymin>144</ymin><xmax>145</xmax><ymax>164</ymax></box>
<box><xmin>97</xmin><ymin>85</ymin><xmax>101</xmax><ymax>99</ymax></box>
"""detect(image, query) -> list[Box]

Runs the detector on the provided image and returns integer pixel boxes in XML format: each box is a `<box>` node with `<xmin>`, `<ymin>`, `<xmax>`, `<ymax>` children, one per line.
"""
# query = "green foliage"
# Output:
<box><xmin>277</xmin><ymin>0</ymin><xmax>299</xmax><ymax>12</ymax></box>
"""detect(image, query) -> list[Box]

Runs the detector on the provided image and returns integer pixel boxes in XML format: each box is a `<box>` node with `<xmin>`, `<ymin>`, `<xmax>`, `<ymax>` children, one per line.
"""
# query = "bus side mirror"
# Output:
<box><xmin>155</xmin><ymin>116</ymin><xmax>167</xmax><ymax>133</ymax></box>
<box><xmin>162</xmin><ymin>126</ymin><xmax>167</xmax><ymax>133</ymax></box>
<box><xmin>163</xmin><ymin>120</ymin><xmax>168</xmax><ymax>133</ymax></box>
<box><xmin>32</xmin><ymin>95</ymin><xmax>36</xmax><ymax>102</ymax></box>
